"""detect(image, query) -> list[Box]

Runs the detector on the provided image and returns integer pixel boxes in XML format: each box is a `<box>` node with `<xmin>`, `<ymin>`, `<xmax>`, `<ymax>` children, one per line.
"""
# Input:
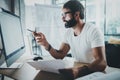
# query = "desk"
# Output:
<box><xmin>0</xmin><ymin>63</ymin><xmax>66</xmax><ymax>80</ymax></box>
<box><xmin>0</xmin><ymin>63</ymin><xmax>39</xmax><ymax>80</ymax></box>
<box><xmin>0</xmin><ymin>62</ymin><xmax>120</xmax><ymax>80</ymax></box>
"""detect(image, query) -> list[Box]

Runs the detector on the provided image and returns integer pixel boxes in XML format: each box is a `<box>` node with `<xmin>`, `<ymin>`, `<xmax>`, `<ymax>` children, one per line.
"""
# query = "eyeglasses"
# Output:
<box><xmin>62</xmin><ymin>11</ymin><xmax>72</xmax><ymax>17</ymax></box>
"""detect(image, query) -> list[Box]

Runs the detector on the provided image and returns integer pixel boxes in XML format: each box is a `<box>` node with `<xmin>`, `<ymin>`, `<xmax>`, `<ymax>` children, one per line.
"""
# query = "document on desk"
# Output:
<box><xmin>28</xmin><ymin>58</ymin><xmax>74</xmax><ymax>74</ymax></box>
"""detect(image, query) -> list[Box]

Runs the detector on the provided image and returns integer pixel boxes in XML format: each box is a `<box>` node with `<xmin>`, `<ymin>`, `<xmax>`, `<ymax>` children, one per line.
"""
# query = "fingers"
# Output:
<box><xmin>35</xmin><ymin>37</ymin><xmax>42</xmax><ymax>42</ymax></box>
<box><xmin>32</xmin><ymin>32</ymin><xmax>45</xmax><ymax>44</ymax></box>
<box><xmin>33</xmin><ymin>32</ymin><xmax>43</xmax><ymax>39</ymax></box>
<box><xmin>33</xmin><ymin>32</ymin><xmax>42</xmax><ymax>37</ymax></box>
<box><xmin>33</xmin><ymin>32</ymin><xmax>38</xmax><ymax>36</ymax></box>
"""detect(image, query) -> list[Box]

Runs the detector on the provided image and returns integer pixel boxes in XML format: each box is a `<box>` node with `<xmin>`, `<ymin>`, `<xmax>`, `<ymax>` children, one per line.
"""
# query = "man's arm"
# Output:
<box><xmin>47</xmin><ymin>43</ymin><xmax>70</xmax><ymax>59</ymax></box>
<box><xmin>33</xmin><ymin>32</ymin><xmax>70</xmax><ymax>59</ymax></box>
<box><xmin>88</xmin><ymin>46</ymin><xmax>107</xmax><ymax>71</ymax></box>
<box><xmin>58</xmin><ymin>46</ymin><xmax>107</xmax><ymax>80</ymax></box>
<box><xmin>75</xmin><ymin>46</ymin><xmax>107</xmax><ymax>77</ymax></box>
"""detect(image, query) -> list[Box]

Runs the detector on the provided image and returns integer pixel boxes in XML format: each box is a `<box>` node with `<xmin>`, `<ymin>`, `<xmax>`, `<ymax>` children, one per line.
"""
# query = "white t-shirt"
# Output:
<box><xmin>63</xmin><ymin>23</ymin><xmax>104</xmax><ymax>63</ymax></box>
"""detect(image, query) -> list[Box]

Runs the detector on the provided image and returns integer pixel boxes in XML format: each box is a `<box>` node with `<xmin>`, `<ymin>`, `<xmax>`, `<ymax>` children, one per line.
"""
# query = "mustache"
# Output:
<box><xmin>63</xmin><ymin>20</ymin><xmax>69</xmax><ymax>22</ymax></box>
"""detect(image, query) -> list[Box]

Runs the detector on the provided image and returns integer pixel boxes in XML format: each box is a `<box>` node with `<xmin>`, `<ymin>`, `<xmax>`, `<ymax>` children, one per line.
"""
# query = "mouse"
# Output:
<box><xmin>33</xmin><ymin>56</ymin><xmax>43</xmax><ymax>61</ymax></box>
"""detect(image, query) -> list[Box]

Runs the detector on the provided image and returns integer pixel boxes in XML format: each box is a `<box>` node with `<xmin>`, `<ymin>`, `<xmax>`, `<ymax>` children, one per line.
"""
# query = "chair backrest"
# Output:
<box><xmin>105</xmin><ymin>43</ymin><xmax>120</xmax><ymax>68</ymax></box>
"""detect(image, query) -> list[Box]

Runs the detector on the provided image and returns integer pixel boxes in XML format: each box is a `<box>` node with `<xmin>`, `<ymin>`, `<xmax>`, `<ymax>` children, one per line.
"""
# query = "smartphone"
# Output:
<box><xmin>27</xmin><ymin>29</ymin><xmax>35</xmax><ymax>32</ymax></box>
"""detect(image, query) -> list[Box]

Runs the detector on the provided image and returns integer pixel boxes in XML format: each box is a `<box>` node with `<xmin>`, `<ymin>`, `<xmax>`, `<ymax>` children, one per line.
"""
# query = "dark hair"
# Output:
<box><xmin>63</xmin><ymin>0</ymin><xmax>84</xmax><ymax>19</ymax></box>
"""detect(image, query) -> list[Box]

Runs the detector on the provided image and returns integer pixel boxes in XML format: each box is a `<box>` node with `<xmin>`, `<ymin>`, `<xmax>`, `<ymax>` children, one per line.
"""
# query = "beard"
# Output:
<box><xmin>65</xmin><ymin>17</ymin><xmax>77</xmax><ymax>28</ymax></box>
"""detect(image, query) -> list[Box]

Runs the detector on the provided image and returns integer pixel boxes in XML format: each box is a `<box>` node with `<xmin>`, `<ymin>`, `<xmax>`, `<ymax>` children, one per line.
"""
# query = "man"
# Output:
<box><xmin>33</xmin><ymin>0</ymin><xmax>107</xmax><ymax>80</ymax></box>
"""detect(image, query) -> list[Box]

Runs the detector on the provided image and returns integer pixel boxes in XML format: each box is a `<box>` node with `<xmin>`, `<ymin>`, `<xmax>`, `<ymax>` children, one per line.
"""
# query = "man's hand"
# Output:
<box><xmin>33</xmin><ymin>32</ymin><xmax>49</xmax><ymax>48</ymax></box>
<box><xmin>59</xmin><ymin>66</ymin><xmax>93</xmax><ymax>80</ymax></box>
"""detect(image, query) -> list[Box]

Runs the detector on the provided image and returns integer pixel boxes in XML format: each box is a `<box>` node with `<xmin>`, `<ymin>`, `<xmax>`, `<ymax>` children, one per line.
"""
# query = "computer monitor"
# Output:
<box><xmin>0</xmin><ymin>9</ymin><xmax>25</xmax><ymax>67</ymax></box>
<box><xmin>0</xmin><ymin>30</ymin><xmax>5</xmax><ymax>66</ymax></box>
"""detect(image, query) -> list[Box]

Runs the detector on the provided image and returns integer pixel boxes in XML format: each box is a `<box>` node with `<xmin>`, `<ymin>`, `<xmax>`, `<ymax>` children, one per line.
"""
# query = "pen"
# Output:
<box><xmin>27</xmin><ymin>29</ymin><xmax>35</xmax><ymax>32</ymax></box>
<box><xmin>27</xmin><ymin>29</ymin><xmax>38</xmax><ymax>36</ymax></box>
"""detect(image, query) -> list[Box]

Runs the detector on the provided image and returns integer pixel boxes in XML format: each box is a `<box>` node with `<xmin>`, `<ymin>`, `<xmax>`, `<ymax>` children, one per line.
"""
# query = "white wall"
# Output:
<box><xmin>24</xmin><ymin>0</ymin><xmax>52</xmax><ymax>6</ymax></box>
<box><xmin>0</xmin><ymin>0</ymin><xmax>11</xmax><ymax>11</ymax></box>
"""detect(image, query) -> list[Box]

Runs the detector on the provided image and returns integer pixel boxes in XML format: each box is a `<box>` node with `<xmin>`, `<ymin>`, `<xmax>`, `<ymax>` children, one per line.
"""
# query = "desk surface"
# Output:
<box><xmin>0</xmin><ymin>63</ymin><xmax>67</xmax><ymax>80</ymax></box>
<box><xmin>0</xmin><ymin>63</ymin><xmax>39</xmax><ymax>80</ymax></box>
<box><xmin>0</xmin><ymin>62</ymin><xmax>120</xmax><ymax>80</ymax></box>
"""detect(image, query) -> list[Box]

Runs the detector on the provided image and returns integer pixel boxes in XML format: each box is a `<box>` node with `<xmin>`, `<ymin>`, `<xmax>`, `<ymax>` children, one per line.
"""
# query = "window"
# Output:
<box><xmin>86</xmin><ymin>0</ymin><xmax>105</xmax><ymax>33</ymax></box>
<box><xmin>86</xmin><ymin>0</ymin><xmax>120</xmax><ymax>41</ymax></box>
<box><xmin>106</xmin><ymin>0</ymin><xmax>120</xmax><ymax>35</ymax></box>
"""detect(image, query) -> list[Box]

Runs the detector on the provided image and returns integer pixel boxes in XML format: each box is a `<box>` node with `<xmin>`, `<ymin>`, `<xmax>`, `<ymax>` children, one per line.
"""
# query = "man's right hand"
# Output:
<box><xmin>59</xmin><ymin>66</ymin><xmax>93</xmax><ymax>80</ymax></box>
<box><xmin>33</xmin><ymin>32</ymin><xmax>49</xmax><ymax>49</ymax></box>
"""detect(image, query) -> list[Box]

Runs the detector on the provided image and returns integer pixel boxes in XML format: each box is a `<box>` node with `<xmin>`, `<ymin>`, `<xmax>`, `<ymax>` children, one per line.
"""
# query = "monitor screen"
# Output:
<box><xmin>0</xmin><ymin>30</ymin><xmax>5</xmax><ymax>66</ymax></box>
<box><xmin>0</xmin><ymin>9</ymin><xmax>25</xmax><ymax>67</ymax></box>
<box><xmin>0</xmin><ymin>31</ymin><xmax>2</xmax><ymax>57</ymax></box>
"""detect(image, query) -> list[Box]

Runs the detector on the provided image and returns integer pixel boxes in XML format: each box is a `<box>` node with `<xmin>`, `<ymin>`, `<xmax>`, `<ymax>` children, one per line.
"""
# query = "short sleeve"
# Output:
<box><xmin>62</xmin><ymin>30</ymin><xmax>69</xmax><ymax>44</ymax></box>
<box><xmin>90</xmin><ymin>27</ymin><xmax>105</xmax><ymax>48</ymax></box>
<box><xmin>62</xmin><ymin>28</ymin><xmax>73</xmax><ymax>44</ymax></box>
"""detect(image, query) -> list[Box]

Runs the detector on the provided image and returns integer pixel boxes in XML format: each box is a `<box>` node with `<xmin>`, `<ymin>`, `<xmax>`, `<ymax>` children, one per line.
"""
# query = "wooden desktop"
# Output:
<box><xmin>0</xmin><ymin>62</ymin><xmax>120</xmax><ymax>80</ymax></box>
<box><xmin>0</xmin><ymin>62</ymin><xmax>84</xmax><ymax>80</ymax></box>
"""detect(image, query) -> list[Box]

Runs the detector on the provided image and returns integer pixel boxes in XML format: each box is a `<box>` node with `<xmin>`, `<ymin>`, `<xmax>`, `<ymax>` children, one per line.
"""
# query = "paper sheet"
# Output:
<box><xmin>28</xmin><ymin>59</ymin><xmax>74</xmax><ymax>74</ymax></box>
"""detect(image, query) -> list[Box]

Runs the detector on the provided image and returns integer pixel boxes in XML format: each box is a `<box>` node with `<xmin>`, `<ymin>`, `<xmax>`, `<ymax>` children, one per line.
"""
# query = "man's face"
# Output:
<box><xmin>62</xmin><ymin>8</ymin><xmax>77</xmax><ymax>28</ymax></box>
